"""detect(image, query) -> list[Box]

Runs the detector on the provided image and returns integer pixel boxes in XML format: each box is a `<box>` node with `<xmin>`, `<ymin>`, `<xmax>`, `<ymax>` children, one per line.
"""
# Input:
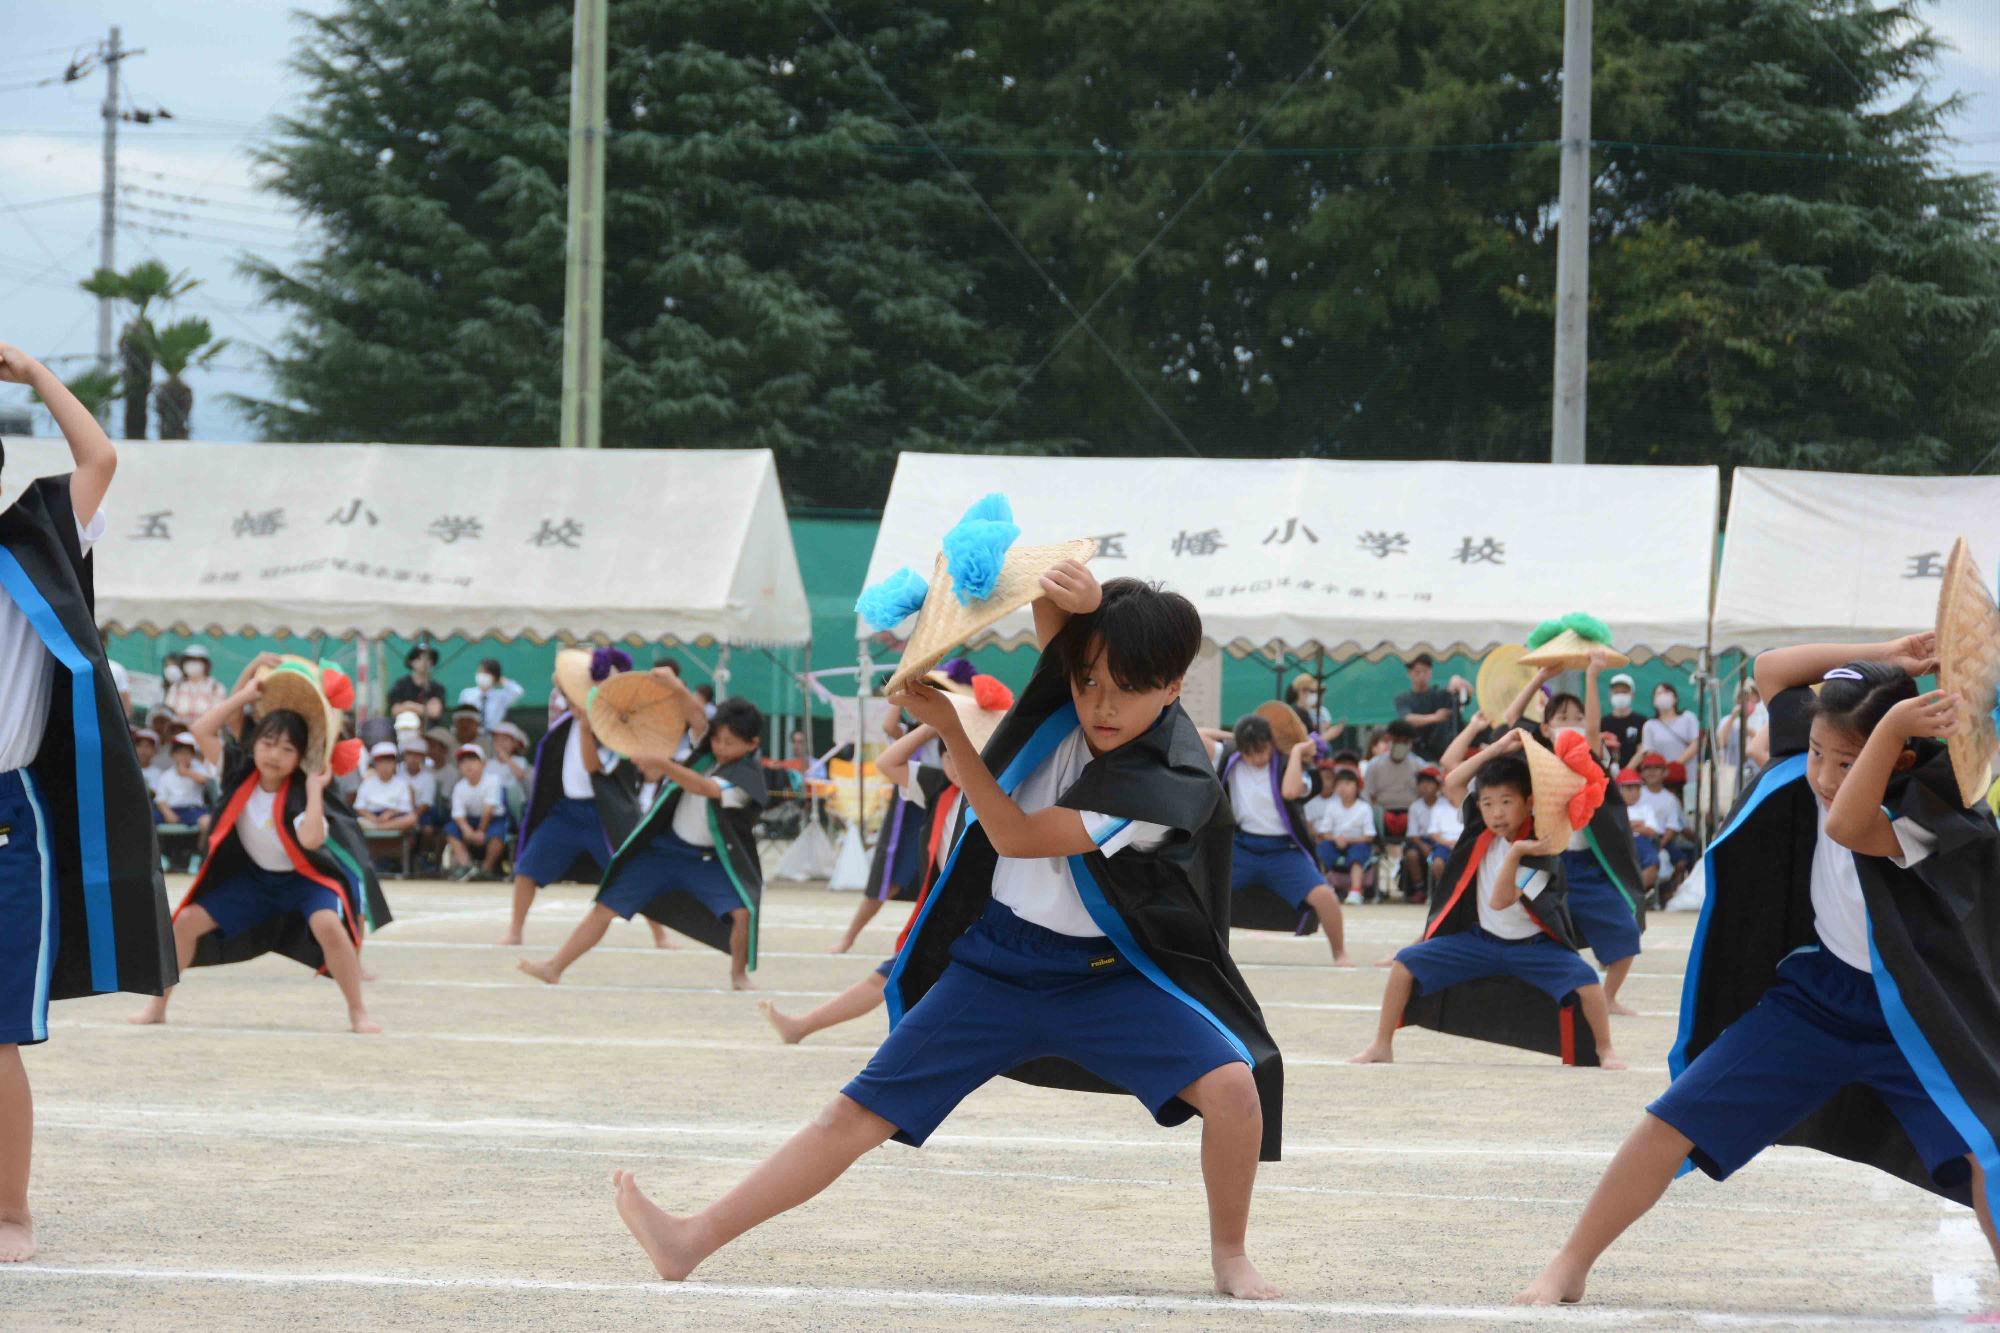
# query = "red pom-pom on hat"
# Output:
<box><xmin>320</xmin><ymin>668</ymin><xmax>356</xmax><ymax>712</ymax></box>
<box><xmin>971</xmin><ymin>674</ymin><xmax>1013</xmax><ymax>713</ymax></box>
<box><xmin>330</xmin><ymin>736</ymin><xmax>363</xmax><ymax>777</ymax></box>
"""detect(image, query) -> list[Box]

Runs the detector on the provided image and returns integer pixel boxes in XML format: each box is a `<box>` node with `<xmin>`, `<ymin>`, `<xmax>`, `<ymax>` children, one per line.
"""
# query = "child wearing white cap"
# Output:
<box><xmin>355</xmin><ymin>741</ymin><xmax>418</xmax><ymax>833</ymax></box>
<box><xmin>448</xmin><ymin>744</ymin><xmax>511</xmax><ymax>880</ymax></box>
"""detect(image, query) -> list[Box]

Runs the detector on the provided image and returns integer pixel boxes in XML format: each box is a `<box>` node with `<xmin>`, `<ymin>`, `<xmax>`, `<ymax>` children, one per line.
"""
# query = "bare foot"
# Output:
<box><xmin>1332</xmin><ymin>952</ymin><xmax>1355</xmax><ymax>968</ymax></box>
<box><xmin>731</xmin><ymin>972</ymin><xmax>757</xmax><ymax>992</ymax></box>
<box><xmin>648</xmin><ymin>925</ymin><xmax>679</xmax><ymax>951</ymax></box>
<box><xmin>349</xmin><ymin>1011</ymin><xmax>384</xmax><ymax>1035</ymax></box>
<box><xmin>759</xmin><ymin>999</ymin><xmax>805</xmax><ymax>1045</ymax></box>
<box><xmin>1596</xmin><ymin>1048</ymin><xmax>1629</xmax><ymax>1071</ymax></box>
<box><xmin>0</xmin><ymin>1213</ymin><xmax>36</xmax><ymax>1262</ymax></box>
<box><xmin>1513</xmin><ymin>1256</ymin><xmax>1587</xmax><ymax>1305</ymax></box>
<box><xmin>1347</xmin><ymin>1041</ymin><xmax>1394</xmax><ymax>1064</ymax></box>
<box><xmin>1607</xmin><ymin>999</ymin><xmax>1639</xmax><ymax>1017</ymax></box>
<box><xmin>128</xmin><ymin>999</ymin><xmax>168</xmax><ymax>1025</ymax></box>
<box><xmin>497</xmin><ymin>931</ymin><xmax>523</xmax><ymax>946</ymax></box>
<box><xmin>1374</xmin><ymin>956</ymin><xmax>1396</xmax><ymax>969</ymax></box>
<box><xmin>612</xmin><ymin>1169</ymin><xmax>709</xmax><ymax>1280</ymax></box>
<box><xmin>360</xmin><ymin>965</ymin><xmax>380</xmax><ymax>983</ymax></box>
<box><xmin>1213</xmin><ymin>1251</ymin><xmax>1280</xmax><ymax>1300</ymax></box>
<box><xmin>517</xmin><ymin>958</ymin><xmax>561</xmax><ymax>985</ymax></box>
<box><xmin>826</xmin><ymin>939</ymin><xmax>854</xmax><ymax>955</ymax></box>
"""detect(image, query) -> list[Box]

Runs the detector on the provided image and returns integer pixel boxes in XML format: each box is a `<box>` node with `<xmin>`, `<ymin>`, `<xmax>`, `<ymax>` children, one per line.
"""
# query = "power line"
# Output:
<box><xmin>0</xmin><ymin>192</ymin><xmax>98</xmax><ymax>213</ymax></box>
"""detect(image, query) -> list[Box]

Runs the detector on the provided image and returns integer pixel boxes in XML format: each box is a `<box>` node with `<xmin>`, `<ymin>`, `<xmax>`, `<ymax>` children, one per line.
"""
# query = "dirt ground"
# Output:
<box><xmin>8</xmin><ymin>880</ymin><xmax>1990</xmax><ymax>1330</ymax></box>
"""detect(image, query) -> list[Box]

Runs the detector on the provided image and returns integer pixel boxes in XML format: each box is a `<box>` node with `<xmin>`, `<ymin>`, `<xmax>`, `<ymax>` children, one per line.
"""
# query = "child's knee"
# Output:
<box><xmin>1184</xmin><ymin>1062</ymin><xmax>1260</xmax><ymax>1124</ymax></box>
<box><xmin>306</xmin><ymin>908</ymin><xmax>346</xmax><ymax>938</ymax></box>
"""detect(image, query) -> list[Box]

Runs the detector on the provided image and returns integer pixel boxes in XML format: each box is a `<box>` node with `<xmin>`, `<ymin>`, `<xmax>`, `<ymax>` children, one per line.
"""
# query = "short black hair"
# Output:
<box><xmin>1808</xmin><ymin>661</ymin><xmax>1918</xmax><ymax>743</ymax></box>
<box><xmin>478</xmin><ymin>657</ymin><xmax>503</xmax><ymax>677</ymax></box>
<box><xmin>694</xmin><ymin>683</ymin><xmax>716</xmax><ymax>702</ymax></box>
<box><xmin>1232</xmin><ymin>713</ymin><xmax>1274</xmax><ymax>754</ymax></box>
<box><xmin>252</xmin><ymin>708</ymin><xmax>310</xmax><ymax>755</ymax></box>
<box><xmin>1333</xmin><ymin>768</ymin><xmax>1360</xmax><ymax>788</ymax></box>
<box><xmin>1475</xmin><ymin>753</ymin><xmax>1532</xmax><ymax>800</ymax></box>
<box><xmin>1408</xmin><ymin>653</ymin><xmax>1434</xmax><ymax>669</ymax></box>
<box><xmin>1545</xmin><ymin>691</ymin><xmax>1584</xmax><ymax>719</ymax></box>
<box><xmin>711</xmin><ymin>696</ymin><xmax>763</xmax><ymax>745</ymax></box>
<box><xmin>1385</xmin><ymin>719</ymin><xmax>1417</xmax><ymax>742</ymax></box>
<box><xmin>1051</xmin><ymin>578</ymin><xmax>1201</xmax><ymax>694</ymax></box>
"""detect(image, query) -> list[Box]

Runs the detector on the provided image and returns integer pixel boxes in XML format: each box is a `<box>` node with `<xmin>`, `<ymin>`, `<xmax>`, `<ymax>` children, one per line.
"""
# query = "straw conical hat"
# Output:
<box><xmin>553</xmin><ymin>648</ymin><xmax>598</xmax><ymax>715</ymax></box>
<box><xmin>253</xmin><ymin>655</ymin><xmax>350</xmax><ymax>775</ymax></box>
<box><xmin>1254</xmin><ymin>700</ymin><xmax>1309</xmax><ymax>753</ymax></box>
<box><xmin>1936</xmin><ymin>537</ymin><xmax>2000</xmax><ymax>807</ymax></box>
<box><xmin>1476</xmin><ymin>644</ymin><xmax>1546</xmax><ymax>725</ymax></box>
<box><xmin>1518</xmin><ymin>730</ymin><xmax>1595</xmax><ymax>850</ymax></box>
<box><xmin>885</xmin><ymin>540</ymin><xmax>1097</xmax><ymax>695</ymax></box>
<box><xmin>1517</xmin><ymin>629</ymin><xmax>1630</xmax><ymax>670</ymax></box>
<box><xmin>586</xmin><ymin>669</ymin><xmax>694</xmax><ymax>762</ymax></box>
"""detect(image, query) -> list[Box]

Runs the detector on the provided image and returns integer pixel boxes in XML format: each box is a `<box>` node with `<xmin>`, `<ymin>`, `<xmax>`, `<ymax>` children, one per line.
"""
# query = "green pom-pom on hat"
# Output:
<box><xmin>1527</xmin><ymin>612</ymin><xmax>1613</xmax><ymax>649</ymax></box>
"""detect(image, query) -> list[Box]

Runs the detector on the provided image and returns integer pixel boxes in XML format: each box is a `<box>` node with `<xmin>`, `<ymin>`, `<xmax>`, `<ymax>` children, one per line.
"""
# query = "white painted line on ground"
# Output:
<box><xmin>3</xmin><ymin>1264</ymin><xmax>1935</xmax><ymax>1325</ymax></box>
<box><xmin>1931</xmin><ymin>1204</ymin><xmax>1989</xmax><ymax>1313</ymax></box>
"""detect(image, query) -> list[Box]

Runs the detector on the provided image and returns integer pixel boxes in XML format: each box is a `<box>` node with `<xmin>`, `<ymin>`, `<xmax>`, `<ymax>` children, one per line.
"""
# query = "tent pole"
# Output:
<box><xmin>855</xmin><ymin>641</ymin><xmax>873</xmax><ymax>856</ymax></box>
<box><xmin>354</xmin><ymin>630</ymin><xmax>371</xmax><ymax>725</ymax></box>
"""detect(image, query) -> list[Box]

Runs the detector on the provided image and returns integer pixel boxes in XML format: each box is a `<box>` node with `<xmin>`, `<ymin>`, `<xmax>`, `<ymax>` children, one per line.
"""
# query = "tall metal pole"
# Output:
<box><xmin>96</xmin><ymin>25</ymin><xmax>122</xmax><ymax>375</ymax></box>
<box><xmin>1550</xmin><ymin>0</ymin><xmax>1591</xmax><ymax>465</ymax></box>
<box><xmin>558</xmin><ymin>0</ymin><xmax>608</xmax><ymax>450</ymax></box>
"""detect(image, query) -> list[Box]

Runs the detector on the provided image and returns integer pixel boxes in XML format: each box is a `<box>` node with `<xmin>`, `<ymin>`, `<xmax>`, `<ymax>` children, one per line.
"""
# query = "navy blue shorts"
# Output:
<box><xmin>196</xmin><ymin>863</ymin><xmax>343</xmax><ymax>938</ymax></box>
<box><xmin>1650</xmin><ymin>945</ymin><xmax>1970</xmax><ymax>1186</ymax></box>
<box><xmin>1631</xmin><ymin>834</ymin><xmax>1660</xmax><ymax>870</ymax></box>
<box><xmin>153</xmin><ymin>804</ymin><xmax>207</xmax><ymax>827</ymax></box>
<box><xmin>452</xmin><ymin>814</ymin><xmax>511</xmax><ymax>845</ymax></box>
<box><xmin>515</xmin><ymin>797</ymin><xmax>611</xmax><ymax>886</ymax></box>
<box><xmin>1232</xmin><ymin>832</ymin><xmax>1324</xmax><ymax>909</ymax></box>
<box><xmin>845</xmin><ymin>901</ymin><xmax>1248</xmax><ymax>1147</ymax></box>
<box><xmin>1397</xmin><ymin>926</ymin><xmax>1599</xmax><ymax>1001</ymax></box>
<box><xmin>597</xmin><ymin>830</ymin><xmax>744</xmax><ymax>921</ymax></box>
<box><xmin>1561</xmin><ymin>849</ymin><xmax>1642</xmax><ymax>967</ymax></box>
<box><xmin>0</xmin><ymin>770</ymin><xmax>58</xmax><ymax>1046</ymax></box>
<box><xmin>1317</xmin><ymin>842</ymin><xmax>1373</xmax><ymax>872</ymax></box>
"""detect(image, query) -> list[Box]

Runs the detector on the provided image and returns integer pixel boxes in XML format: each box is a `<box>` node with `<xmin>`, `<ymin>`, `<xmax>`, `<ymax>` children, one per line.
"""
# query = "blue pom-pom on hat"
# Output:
<box><xmin>856</xmin><ymin>567</ymin><xmax>931</xmax><ymax>631</ymax></box>
<box><xmin>942</xmin><ymin>493</ymin><xmax>1020</xmax><ymax>606</ymax></box>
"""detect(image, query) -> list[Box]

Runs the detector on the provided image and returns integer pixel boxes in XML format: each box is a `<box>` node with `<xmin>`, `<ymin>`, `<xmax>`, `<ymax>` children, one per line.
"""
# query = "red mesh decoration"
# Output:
<box><xmin>330</xmin><ymin>736</ymin><xmax>364</xmax><ymax>777</ymax></box>
<box><xmin>320</xmin><ymin>668</ymin><xmax>356</xmax><ymax>712</ymax></box>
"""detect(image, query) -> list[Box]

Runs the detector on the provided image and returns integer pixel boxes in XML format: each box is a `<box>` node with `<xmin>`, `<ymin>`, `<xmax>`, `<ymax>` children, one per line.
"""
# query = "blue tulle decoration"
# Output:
<box><xmin>856</xmin><ymin>567</ymin><xmax>930</xmax><ymax>630</ymax></box>
<box><xmin>942</xmin><ymin>493</ymin><xmax>1020</xmax><ymax>605</ymax></box>
<box><xmin>590</xmin><ymin>647</ymin><xmax>633</xmax><ymax>681</ymax></box>
<box><xmin>939</xmin><ymin>658</ymin><xmax>977</xmax><ymax>686</ymax></box>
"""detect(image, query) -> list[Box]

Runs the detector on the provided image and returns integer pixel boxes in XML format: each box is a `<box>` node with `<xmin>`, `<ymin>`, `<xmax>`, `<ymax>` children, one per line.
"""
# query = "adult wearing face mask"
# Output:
<box><xmin>459</xmin><ymin>656</ymin><xmax>525</xmax><ymax>733</ymax></box>
<box><xmin>1287</xmin><ymin>673</ymin><xmax>1345</xmax><ymax>742</ymax></box>
<box><xmin>388</xmin><ymin>643</ymin><xmax>448</xmax><ymax>722</ymax></box>
<box><xmin>1601</xmin><ymin>673</ymin><xmax>1648</xmax><ymax>770</ymax></box>
<box><xmin>163</xmin><ymin>644</ymin><xmax>226</xmax><ymax>722</ymax></box>
<box><xmin>1641</xmin><ymin>681</ymin><xmax>1701</xmax><ymax>770</ymax></box>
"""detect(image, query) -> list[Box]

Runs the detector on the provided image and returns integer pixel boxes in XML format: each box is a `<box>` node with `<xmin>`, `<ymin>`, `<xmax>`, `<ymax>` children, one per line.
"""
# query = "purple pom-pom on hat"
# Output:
<box><xmin>939</xmin><ymin>658</ymin><xmax>976</xmax><ymax>686</ymax></box>
<box><xmin>590</xmin><ymin>647</ymin><xmax>632</xmax><ymax>682</ymax></box>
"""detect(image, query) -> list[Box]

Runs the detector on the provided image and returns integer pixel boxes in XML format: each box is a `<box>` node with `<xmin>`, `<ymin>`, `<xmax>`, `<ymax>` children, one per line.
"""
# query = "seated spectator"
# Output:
<box><xmin>107</xmin><ymin>653</ymin><xmax>132</xmax><ymax>718</ymax></box>
<box><xmin>401</xmin><ymin>737</ymin><xmax>443</xmax><ymax>867</ymax></box>
<box><xmin>425</xmin><ymin>726</ymin><xmax>463</xmax><ymax>810</ymax></box>
<box><xmin>1315</xmin><ymin>769</ymin><xmax>1376</xmax><ymax>904</ymax></box>
<box><xmin>143</xmin><ymin>706</ymin><xmax>181</xmax><ymax>773</ymax></box>
<box><xmin>131</xmin><ymin>727</ymin><xmax>160</xmax><ymax>793</ymax></box>
<box><xmin>1401</xmin><ymin>765</ymin><xmax>1460</xmax><ymax>904</ymax></box>
<box><xmin>1617</xmin><ymin>769</ymin><xmax>1661</xmax><ymax>893</ymax></box>
<box><xmin>460</xmin><ymin>657</ymin><xmax>524</xmax><ymax>732</ymax></box>
<box><xmin>1640</xmin><ymin>682</ymin><xmax>1700</xmax><ymax>770</ymax></box>
<box><xmin>451</xmin><ymin>703</ymin><xmax>490</xmax><ymax>750</ymax></box>
<box><xmin>1362</xmin><ymin>719</ymin><xmax>1423</xmax><ymax>846</ymax></box>
<box><xmin>1288</xmin><ymin>673</ymin><xmax>1345</xmax><ymax>742</ymax></box>
<box><xmin>1632</xmin><ymin>752</ymin><xmax>1695</xmax><ymax>885</ymax></box>
<box><xmin>446</xmin><ymin>743</ymin><xmax>510</xmax><ymax>880</ymax></box>
<box><xmin>694</xmin><ymin>682</ymin><xmax>717</xmax><ymax>719</ymax></box>
<box><xmin>389</xmin><ymin>643</ymin><xmax>448</xmax><ymax>723</ymax></box>
<box><xmin>490</xmin><ymin>721</ymin><xmax>532</xmax><ymax>810</ymax></box>
<box><xmin>164</xmin><ymin>643</ymin><xmax>227</xmax><ymax>721</ymax></box>
<box><xmin>355</xmin><ymin>741</ymin><xmax>419</xmax><ymax>833</ymax></box>
<box><xmin>151</xmin><ymin>733</ymin><xmax>211</xmax><ymax>838</ymax></box>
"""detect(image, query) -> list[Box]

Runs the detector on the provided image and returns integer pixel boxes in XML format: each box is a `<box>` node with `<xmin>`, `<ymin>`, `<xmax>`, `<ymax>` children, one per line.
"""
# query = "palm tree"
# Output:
<box><xmin>79</xmin><ymin>260</ymin><xmax>199</xmax><ymax>440</ymax></box>
<box><xmin>148</xmin><ymin>318</ymin><xmax>228</xmax><ymax>440</ymax></box>
<box><xmin>53</xmin><ymin>369</ymin><xmax>121</xmax><ymax>421</ymax></box>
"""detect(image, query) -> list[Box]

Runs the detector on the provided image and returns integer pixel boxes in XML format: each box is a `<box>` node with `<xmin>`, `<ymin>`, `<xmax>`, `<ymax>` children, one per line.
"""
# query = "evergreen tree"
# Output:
<box><xmin>240</xmin><ymin>0</ymin><xmax>1027</xmax><ymax>507</ymax></box>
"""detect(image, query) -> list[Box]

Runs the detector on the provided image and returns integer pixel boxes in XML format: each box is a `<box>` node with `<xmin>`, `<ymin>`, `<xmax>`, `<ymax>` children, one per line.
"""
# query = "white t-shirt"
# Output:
<box><xmin>450</xmin><ymin>770</ymin><xmax>508</xmax><ymax>824</ymax></box>
<box><xmin>560</xmin><ymin>719</ymin><xmax>617</xmax><ymax>799</ymax></box>
<box><xmin>1227</xmin><ymin>758</ymin><xmax>1289</xmax><ymax>836</ymax></box>
<box><xmin>154</xmin><ymin>769</ymin><xmax>206</xmax><ymax>809</ymax></box>
<box><xmin>1315</xmin><ymin>796</ymin><xmax>1375</xmax><ymax>841</ymax></box>
<box><xmin>237</xmin><ymin>785</ymin><xmax>305</xmax><ymax>872</ymax></box>
<box><xmin>1408</xmin><ymin>795</ymin><xmax>1462</xmax><ymax>843</ymax></box>
<box><xmin>1630</xmin><ymin>786</ymin><xmax>1683</xmax><ymax>836</ymax></box>
<box><xmin>0</xmin><ymin>508</ymin><xmax>105</xmax><ymax>772</ymax></box>
<box><xmin>990</xmin><ymin>726</ymin><xmax>1169</xmax><ymax>937</ymax></box>
<box><xmin>1302</xmin><ymin>793</ymin><xmax>1337</xmax><ymax>835</ymax></box>
<box><xmin>356</xmin><ymin>771</ymin><xmax>414</xmax><ymax>816</ymax></box>
<box><xmin>638</xmin><ymin>778</ymin><xmax>662</xmax><ymax>812</ymax></box>
<box><xmin>1641</xmin><ymin>712</ymin><xmax>1700</xmax><ymax>763</ymax></box>
<box><xmin>669</xmin><ymin>778</ymin><xmax>751</xmax><ymax>847</ymax></box>
<box><xmin>403</xmin><ymin>765</ymin><xmax>438</xmax><ymax>811</ymax></box>
<box><xmin>1808</xmin><ymin>797</ymin><xmax>1935</xmax><ymax>972</ymax></box>
<box><xmin>1474</xmin><ymin>832</ymin><xmax>1552</xmax><ymax>941</ymax></box>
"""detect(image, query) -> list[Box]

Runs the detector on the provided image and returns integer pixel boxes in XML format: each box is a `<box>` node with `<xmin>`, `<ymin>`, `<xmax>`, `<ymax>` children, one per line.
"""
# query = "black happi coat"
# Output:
<box><xmin>596</xmin><ymin>747</ymin><xmax>769</xmax><ymax>964</ymax></box>
<box><xmin>0</xmin><ymin>473</ymin><xmax>174</xmax><ymax>999</ymax></box>
<box><xmin>181</xmin><ymin>735</ymin><xmax>393</xmax><ymax>970</ymax></box>
<box><xmin>1509</xmin><ymin>721</ymin><xmax>1648</xmax><ymax>930</ymax></box>
<box><xmin>1671</xmin><ymin>686</ymin><xmax>2000</xmax><ymax>1210</ymax></box>
<box><xmin>586</xmin><ymin>764</ymin><xmax>647</xmax><ymax>847</ymax></box>
<box><xmin>1399</xmin><ymin>794</ymin><xmax>1601</xmax><ymax>1066</ymax></box>
<box><xmin>1216</xmin><ymin>744</ymin><xmax>1321</xmax><ymax>937</ymax></box>
<box><xmin>864</xmin><ymin>773</ymin><xmax>936</xmax><ymax>903</ymax></box>
<box><xmin>887</xmin><ymin>654</ymin><xmax>1286</xmax><ymax>1161</ymax></box>
<box><xmin>516</xmin><ymin>713</ymin><xmax>623</xmax><ymax>882</ymax></box>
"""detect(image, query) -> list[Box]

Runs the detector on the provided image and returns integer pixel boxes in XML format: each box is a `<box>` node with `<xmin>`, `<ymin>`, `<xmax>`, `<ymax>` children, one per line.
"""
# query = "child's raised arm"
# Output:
<box><xmin>1437</xmin><ymin>713</ymin><xmax>1493</xmax><ymax>789</ymax></box>
<box><xmin>296</xmin><ymin>767</ymin><xmax>332</xmax><ymax>850</ymax></box>
<box><xmin>890</xmin><ymin>681</ymin><xmax>1095</xmax><ymax>858</ymax></box>
<box><xmin>0</xmin><ymin>344</ymin><xmax>115</xmax><ymax>524</ymax></box>
<box><xmin>1755</xmin><ymin>634</ymin><xmax>1935</xmax><ymax>700</ymax></box>
<box><xmin>876</xmin><ymin>722</ymin><xmax>937</xmax><ymax>789</ymax></box>
<box><xmin>1488</xmin><ymin>842</ymin><xmax>1528</xmax><ymax>911</ymax></box>
<box><xmin>1444</xmin><ymin>726</ymin><xmax>1520</xmax><ymax>807</ymax></box>
<box><xmin>1031</xmin><ymin>559</ymin><xmax>1100</xmax><ymax>650</ymax></box>
<box><xmin>191</xmin><ymin>680</ymin><xmax>259</xmax><ymax>768</ymax></box>
<box><xmin>1826</xmin><ymin>690</ymin><xmax>1961</xmax><ymax>856</ymax></box>
<box><xmin>1583</xmin><ymin>651</ymin><xmax>1607</xmax><ymax>759</ymax></box>
<box><xmin>1501</xmin><ymin>666</ymin><xmax>1559</xmax><ymax>729</ymax></box>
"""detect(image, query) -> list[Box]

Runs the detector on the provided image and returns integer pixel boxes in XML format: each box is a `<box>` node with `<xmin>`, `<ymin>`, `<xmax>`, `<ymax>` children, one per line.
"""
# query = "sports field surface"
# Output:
<box><xmin>10</xmin><ymin>881</ymin><xmax>1988</xmax><ymax>1330</ymax></box>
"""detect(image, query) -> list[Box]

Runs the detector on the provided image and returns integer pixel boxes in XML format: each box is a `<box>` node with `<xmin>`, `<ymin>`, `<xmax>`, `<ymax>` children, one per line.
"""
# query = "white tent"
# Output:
<box><xmin>3</xmin><ymin>439</ymin><xmax>810</xmax><ymax>646</ymax></box>
<box><xmin>863</xmin><ymin>454</ymin><xmax>1719</xmax><ymax>660</ymax></box>
<box><xmin>1712</xmin><ymin>468</ymin><xmax>2000</xmax><ymax>654</ymax></box>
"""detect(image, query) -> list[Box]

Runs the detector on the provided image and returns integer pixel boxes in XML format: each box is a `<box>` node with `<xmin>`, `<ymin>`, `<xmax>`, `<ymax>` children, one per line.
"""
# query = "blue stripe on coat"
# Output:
<box><xmin>0</xmin><ymin>549</ymin><xmax>116</xmax><ymax>991</ymax></box>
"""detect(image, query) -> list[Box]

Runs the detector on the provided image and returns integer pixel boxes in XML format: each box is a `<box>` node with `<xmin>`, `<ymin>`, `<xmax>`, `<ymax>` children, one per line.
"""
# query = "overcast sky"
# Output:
<box><xmin>3</xmin><ymin>0</ymin><xmax>1998</xmax><ymax>442</ymax></box>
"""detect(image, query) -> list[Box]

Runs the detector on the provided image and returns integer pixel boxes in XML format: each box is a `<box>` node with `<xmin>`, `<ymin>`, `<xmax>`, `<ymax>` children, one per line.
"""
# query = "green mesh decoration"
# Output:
<box><xmin>1526</xmin><ymin>612</ymin><xmax>1613</xmax><ymax>649</ymax></box>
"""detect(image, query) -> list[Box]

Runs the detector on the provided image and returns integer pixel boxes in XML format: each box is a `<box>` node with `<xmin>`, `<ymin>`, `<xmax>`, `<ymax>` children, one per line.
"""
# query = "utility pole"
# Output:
<box><xmin>97</xmin><ymin>25</ymin><xmax>122</xmax><ymax>376</ymax></box>
<box><xmin>558</xmin><ymin>0</ymin><xmax>608</xmax><ymax>449</ymax></box>
<box><xmin>1550</xmin><ymin>0</ymin><xmax>1591</xmax><ymax>465</ymax></box>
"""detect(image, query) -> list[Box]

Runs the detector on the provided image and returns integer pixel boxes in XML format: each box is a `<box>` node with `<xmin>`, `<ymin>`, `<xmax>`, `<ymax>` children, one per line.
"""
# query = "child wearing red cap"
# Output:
<box><xmin>1617</xmin><ymin>769</ymin><xmax>1661</xmax><ymax>894</ymax></box>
